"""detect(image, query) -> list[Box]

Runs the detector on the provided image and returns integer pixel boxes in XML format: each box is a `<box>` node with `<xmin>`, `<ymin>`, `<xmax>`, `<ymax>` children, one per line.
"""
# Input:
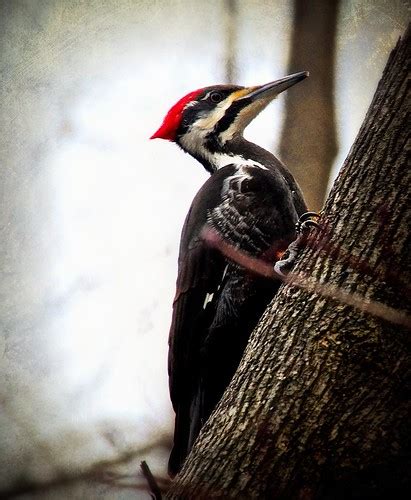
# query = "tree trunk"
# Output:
<box><xmin>223</xmin><ymin>0</ymin><xmax>238</xmax><ymax>84</ymax></box>
<box><xmin>279</xmin><ymin>0</ymin><xmax>339</xmax><ymax>211</ymax></box>
<box><xmin>167</xmin><ymin>27</ymin><xmax>410</xmax><ymax>499</ymax></box>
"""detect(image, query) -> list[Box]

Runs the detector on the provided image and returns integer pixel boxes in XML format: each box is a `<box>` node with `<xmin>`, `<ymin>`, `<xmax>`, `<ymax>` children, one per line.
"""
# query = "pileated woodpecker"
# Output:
<box><xmin>151</xmin><ymin>72</ymin><xmax>309</xmax><ymax>477</ymax></box>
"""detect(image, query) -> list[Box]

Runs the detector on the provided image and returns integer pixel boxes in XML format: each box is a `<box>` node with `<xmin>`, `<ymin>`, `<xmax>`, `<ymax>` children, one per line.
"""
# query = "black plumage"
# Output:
<box><xmin>151</xmin><ymin>72</ymin><xmax>309</xmax><ymax>476</ymax></box>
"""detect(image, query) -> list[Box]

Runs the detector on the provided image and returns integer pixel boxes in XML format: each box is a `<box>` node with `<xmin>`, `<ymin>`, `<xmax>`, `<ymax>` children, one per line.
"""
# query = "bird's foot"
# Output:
<box><xmin>274</xmin><ymin>238</ymin><xmax>303</xmax><ymax>278</ymax></box>
<box><xmin>295</xmin><ymin>211</ymin><xmax>320</xmax><ymax>234</ymax></box>
<box><xmin>274</xmin><ymin>212</ymin><xmax>321</xmax><ymax>278</ymax></box>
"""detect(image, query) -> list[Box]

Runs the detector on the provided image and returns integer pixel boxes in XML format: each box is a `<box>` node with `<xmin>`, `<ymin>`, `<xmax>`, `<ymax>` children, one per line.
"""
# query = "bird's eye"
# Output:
<box><xmin>209</xmin><ymin>91</ymin><xmax>223</xmax><ymax>103</ymax></box>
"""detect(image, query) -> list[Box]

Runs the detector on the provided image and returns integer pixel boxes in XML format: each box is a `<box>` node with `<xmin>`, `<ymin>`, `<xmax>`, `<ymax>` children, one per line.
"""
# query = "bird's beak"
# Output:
<box><xmin>225</xmin><ymin>71</ymin><xmax>308</xmax><ymax>136</ymax></box>
<box><xmin>237</xmin><ymin>71</ymin><xmax>309</xmax><ymax>104</ymax></box>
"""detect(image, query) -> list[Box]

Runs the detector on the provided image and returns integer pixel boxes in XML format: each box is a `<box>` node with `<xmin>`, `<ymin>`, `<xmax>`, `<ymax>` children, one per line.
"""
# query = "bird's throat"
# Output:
<box><xmin>180</xmin><ymin>136</ymin><xmax>270</xmax><ymax>174</ymax></box>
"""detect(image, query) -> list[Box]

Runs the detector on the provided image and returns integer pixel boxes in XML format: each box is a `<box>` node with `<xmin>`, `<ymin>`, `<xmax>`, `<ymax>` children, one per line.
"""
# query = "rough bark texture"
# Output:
<box><xmin>167</xmin><ymin>28</ymin><xmax>410</xmax><ymax>499</ymax></box>
<box><xmin>279</xmin><ymin>0</ymin><xmax>339</xmax><ymax>211</ymax></box>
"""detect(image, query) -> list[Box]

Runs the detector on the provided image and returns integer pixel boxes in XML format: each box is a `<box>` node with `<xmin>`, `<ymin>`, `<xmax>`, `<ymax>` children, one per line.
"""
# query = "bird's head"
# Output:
<box><xmin>151</xmin><ymin>71</ymin><xmax>308</xmax><ymax>172</ymax></box>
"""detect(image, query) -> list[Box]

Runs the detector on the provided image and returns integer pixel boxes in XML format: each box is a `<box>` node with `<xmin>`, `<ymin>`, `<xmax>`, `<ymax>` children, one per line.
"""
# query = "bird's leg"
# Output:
<box><xmin>273</xmin><ymin>239</ymin><xmax>304</xmax><ymax>278</ymax></box>
<box><xmin>274</xmin><ymin>212</ymin><xmax>320</xmax><ymax>278</ymax></box>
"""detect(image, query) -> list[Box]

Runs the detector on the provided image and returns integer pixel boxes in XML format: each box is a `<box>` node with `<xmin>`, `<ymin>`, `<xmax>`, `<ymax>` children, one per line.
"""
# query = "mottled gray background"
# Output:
<box><xmin>0</xmin><ymin>1</ymin><xmax>408</xmax><ymax>498</ymax></box>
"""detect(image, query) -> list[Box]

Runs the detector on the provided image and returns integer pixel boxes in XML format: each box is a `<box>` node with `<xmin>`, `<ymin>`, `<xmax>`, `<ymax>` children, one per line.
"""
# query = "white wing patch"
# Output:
<box><xmin>203</xmin><ymin>292</ymin><xmax>214</xmax><ymax>310</ymax></box>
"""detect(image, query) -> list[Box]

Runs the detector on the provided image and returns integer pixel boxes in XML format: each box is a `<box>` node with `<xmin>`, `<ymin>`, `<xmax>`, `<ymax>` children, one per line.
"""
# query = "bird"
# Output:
<box><xmin>151</xmin><ymin>71</ymin><xmax>309</xmax><ymax>477</ymax></box>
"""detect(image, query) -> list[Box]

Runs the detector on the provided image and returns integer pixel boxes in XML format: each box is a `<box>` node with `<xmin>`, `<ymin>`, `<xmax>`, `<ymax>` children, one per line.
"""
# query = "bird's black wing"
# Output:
<box><xmin>167</xmin><ymin>168</ymin><xmax>236</xmax><ymax>476</ymax></box>
<box><xmin>198</xmin><ymin>165</ymin><xmax>300</xmax><ymax>408</ymax></box>
<box><xmin>168</xmin><ymin>164</ymin><xmax>300</xmax><ymax>476</ymax></box>
<box><xmin>168</xmin><ymin>234</ymin><xmax>224</xmax><ymax>408</ymax></box>
<box><xmin>168</xmin><ymin>168</ymin><xmax>237</xmax><ymax>410</ymax></box>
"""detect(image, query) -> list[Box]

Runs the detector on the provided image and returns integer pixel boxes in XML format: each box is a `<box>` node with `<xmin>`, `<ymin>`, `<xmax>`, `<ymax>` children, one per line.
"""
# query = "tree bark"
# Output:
<box><xmin>167</xmin><ymin>27</ymin><xmax>410</xmax><ymax>500</ymax></box>
<box><xmin>279</xmin><ymin>0</ymin><xmax>339</xmax><ymax>211</ymax></box>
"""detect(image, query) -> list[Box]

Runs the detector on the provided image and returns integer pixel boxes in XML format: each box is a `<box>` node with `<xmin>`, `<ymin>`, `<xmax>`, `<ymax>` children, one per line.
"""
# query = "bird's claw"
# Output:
<box><xmin>275</xmin><ymin>212</ymin><xmax>321</xmax><ymax>278</ymax></box>
<box><xmin>295</xmin><ymin>211</ymin><xmax>320</xmax><ymax>234</ymax></box>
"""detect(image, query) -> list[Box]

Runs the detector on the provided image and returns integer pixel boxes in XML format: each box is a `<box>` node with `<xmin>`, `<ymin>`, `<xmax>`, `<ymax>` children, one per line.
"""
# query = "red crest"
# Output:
<box><xmin>150</xmin><ymin>88</ymin><xmax>204</xmax><ymax>141</ymax></box>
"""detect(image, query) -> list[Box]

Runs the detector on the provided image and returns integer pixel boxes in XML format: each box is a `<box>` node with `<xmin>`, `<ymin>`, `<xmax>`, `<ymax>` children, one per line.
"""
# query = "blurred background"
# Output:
<box><xmin>0</xmin><ymin>0</ymin><xmax>408</xmax><ymax>498</ymax></box>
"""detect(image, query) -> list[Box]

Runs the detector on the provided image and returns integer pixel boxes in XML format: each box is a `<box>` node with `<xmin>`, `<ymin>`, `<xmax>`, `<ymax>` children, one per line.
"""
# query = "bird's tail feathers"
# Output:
<box><xmin>168</xmin><ymin>388</ymin><xmax>204</xmax><ymax>478</ymax></box>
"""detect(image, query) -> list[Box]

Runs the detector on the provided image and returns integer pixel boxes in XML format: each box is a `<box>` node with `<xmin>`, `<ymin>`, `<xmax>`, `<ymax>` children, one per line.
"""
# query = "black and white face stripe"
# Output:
<box><xmin>176</xmin><ymin>85</ymin><xmax>243</xmax><ymax>139</ymax></box>
<box><xmin>212</xmin><ymin>100</ymin><xmax>247</xmax><ymax>137</ymax></box>
<box><xmin>176</xmin><ymin>85</ymin><xmax>280</xmax><ymax>172</ymax></box>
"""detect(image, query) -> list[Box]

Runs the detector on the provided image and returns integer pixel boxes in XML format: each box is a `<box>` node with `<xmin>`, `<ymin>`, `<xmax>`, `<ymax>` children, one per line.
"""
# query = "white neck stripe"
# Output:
<box><xmin>211</xmin><ymin>152</ymin><xmax>268</xmax><ymax>170</ymax></box>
